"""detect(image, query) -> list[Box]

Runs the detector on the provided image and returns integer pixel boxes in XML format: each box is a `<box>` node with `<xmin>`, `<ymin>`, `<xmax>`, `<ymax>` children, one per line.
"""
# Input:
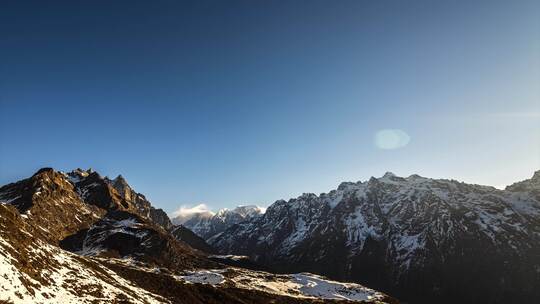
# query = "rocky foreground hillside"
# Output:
<box><xmin>210</xmin><ymin>171</ymin><xmax>540</xmax><ymax>304</ymax></box>
<box><xmin>0</xmin><ymin>168</ymin><xmax>396</xmax><ymax>304</ymax></box>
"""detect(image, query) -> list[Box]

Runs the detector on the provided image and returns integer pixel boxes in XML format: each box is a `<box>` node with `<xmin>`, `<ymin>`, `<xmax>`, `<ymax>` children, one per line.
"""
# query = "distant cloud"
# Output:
<box><xmin>170</xmin><ymin>203</ymin><xmax>215</xmax><ymax>224</ymax></box>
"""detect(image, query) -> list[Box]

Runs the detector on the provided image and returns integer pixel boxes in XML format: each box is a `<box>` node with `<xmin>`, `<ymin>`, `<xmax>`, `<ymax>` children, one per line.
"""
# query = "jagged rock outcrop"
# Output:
<box><xmin>149</xmin><ymin>207</ymin><xmax>173</xmax><ymax>230</ymax></box>
<box><xmin>104</xmin><ymin>173</ymin><xmax>173</xmax><ymax>230</ymax></box>
<box><xmin>0</xmin><ymin>168</ymin><xmax>104</xmax><ymax>244</ymax></box>
<box><xmin>210</xmin><ymin>171</ymin><xmax>540</xmax><ymax>304</ymax></box>
<box><xmin>506</xmin><ymin>170</ymin><xmax>540</xmax><ymax>199</ymax></box>
<box><xmin>68</xmin><ymin>169</ymin><xmax>132</xmax><ymax>210</ymax></box>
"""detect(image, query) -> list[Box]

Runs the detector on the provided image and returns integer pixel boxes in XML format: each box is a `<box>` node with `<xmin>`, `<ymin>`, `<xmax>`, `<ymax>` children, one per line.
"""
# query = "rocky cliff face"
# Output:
<box><xmin>103</xmin><ymin>173</ymin><xmax>173</xmax><ymax>230</ymax></box>
<box><xmin>0</xmin><ymin>168</ymin><xmax>105</xmax><ymax>244</ymax></box>
<box><xmin>210</xmin><ymin>171</ymin><xmax>540</xmax><ymax>304</ymax></box>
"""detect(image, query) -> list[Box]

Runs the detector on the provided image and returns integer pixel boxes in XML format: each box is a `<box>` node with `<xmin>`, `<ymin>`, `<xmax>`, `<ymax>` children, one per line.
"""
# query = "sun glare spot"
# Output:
<box><xmin>374</xmin><ymin>129</ymin><xmax>410</xmax><ymax>150</ymax></box>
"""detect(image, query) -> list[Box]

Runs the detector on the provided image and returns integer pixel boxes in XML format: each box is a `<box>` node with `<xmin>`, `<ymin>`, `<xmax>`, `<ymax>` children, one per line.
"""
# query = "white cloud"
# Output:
<box><xmin>170</xmin><ymin>203</ymin><xmax>215</xmax><ymax>224</ymax></box>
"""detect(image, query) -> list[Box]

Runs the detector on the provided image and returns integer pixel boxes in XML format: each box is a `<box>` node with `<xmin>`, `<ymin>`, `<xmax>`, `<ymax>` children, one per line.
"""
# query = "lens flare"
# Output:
<box><xmin>374</xmin><ymin>129</ymin><xmax>410</xmax><ymax>150</ymax></box>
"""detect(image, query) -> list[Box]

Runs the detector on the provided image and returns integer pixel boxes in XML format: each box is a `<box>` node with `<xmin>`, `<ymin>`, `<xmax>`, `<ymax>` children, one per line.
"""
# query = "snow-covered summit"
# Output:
<box><xmin>175</xmin><ymin>204</ymin><xmax>265</xmax><ymax>240</ymax></box>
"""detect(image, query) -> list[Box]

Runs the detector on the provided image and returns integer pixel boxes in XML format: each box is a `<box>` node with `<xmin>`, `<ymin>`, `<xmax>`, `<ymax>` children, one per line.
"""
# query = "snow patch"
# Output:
<box><xmin>176</xmin><ymin>270</ymin><xmax>225</xmax><ymax>285</ymax></box>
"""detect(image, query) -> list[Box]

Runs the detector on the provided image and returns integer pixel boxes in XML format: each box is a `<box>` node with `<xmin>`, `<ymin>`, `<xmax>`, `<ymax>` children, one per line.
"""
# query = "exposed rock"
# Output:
<box><xmin>105</xmin><ymin>174</ymin><xmax>173</xmax><ymax>230</ymax></box>
<box><xmin>0</xmin><ymin>168</ymin><xmax>104</xmax><ymax>244</ymax></box>
<box><xmin>59</xmin><ymin>210</ymin><xmax>213</xmax><ymax>271</ymax></box>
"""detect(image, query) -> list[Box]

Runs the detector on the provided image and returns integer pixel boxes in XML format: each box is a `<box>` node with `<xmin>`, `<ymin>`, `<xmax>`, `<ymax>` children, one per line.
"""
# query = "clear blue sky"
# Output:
<box><xmin>1</xmin><ymin>0</ymin><xmax>539</xmax><ymax>213</ymax></box>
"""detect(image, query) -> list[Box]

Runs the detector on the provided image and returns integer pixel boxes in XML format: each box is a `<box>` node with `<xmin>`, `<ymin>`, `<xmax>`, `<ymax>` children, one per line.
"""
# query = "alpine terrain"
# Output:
<box><xmin>173</xmin><ymin>205</ymin><xmax>264</xmax><ymax>240</ymax></box>
<box><xmin>209</xmin><ymin>171</ymin><xmax>540</xmax><ymax>304</ymax></box>
<box><xmin>0</xmin><ymin>168</ymin><xmax>396</xmax><ymax>304</ymax></box>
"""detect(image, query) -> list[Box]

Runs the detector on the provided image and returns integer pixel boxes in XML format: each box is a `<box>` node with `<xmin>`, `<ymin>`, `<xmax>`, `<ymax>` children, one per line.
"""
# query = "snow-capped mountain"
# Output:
<box><xmin>209</xmin><ymin>171</ymin><xmax>540</xmax><ymax>304</ymax></box>
<box><xmin>174</xmin><ymin>205</ymin><xmax>265</xmax><ymax>240</ymax></box>
<box><xmin>171</xmin><ymin>204</ymin><xmax>215</xmax><ymax>225</ymax></box>
<box><xmin>0</xmin><ymin>168</ymin><xmax>395</xmax><ymax>303</ymax></box>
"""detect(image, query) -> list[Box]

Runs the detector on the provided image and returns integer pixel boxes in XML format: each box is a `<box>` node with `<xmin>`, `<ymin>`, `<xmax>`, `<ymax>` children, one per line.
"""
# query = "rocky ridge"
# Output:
<box><xmin>209</xmin><ymin>171</ymin><xmax>540</xmax><ymax>304</ymax></box>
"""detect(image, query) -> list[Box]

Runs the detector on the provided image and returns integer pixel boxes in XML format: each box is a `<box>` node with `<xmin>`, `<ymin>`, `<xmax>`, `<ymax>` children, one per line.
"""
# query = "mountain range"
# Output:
<box><xmin>172</xmin><ymin>205</ymin><xmax>264</xmax><ymax>240</ymax></box>
<box><xmin>1</xmin><ymin>167</ymin><xmax>539</xmax><ymax>303</ymax></box>
<box><xmin>0</xmin><ymin>168</ymin><xmax>396</xmax><ymax>304</ymax></box>
<box><xmin>209</xmin><ymin>171</ymin><xmax>540</xmax><ymax>304</ymax></box>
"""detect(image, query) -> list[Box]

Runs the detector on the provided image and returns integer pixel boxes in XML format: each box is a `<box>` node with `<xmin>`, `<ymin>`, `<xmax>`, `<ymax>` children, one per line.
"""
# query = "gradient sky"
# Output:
<box><xmin>1</xmin><ymin>0</ymin><xmax>539</xmax><ymax>214</ymax></box>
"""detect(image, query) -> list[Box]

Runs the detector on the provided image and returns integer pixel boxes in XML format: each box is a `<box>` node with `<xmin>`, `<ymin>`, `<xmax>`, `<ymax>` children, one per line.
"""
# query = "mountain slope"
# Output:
<box><xmin>171</xmin><ymin>225</ymin><xmax>215</xmax><ymax>253</ymax></box>
<box><xmin>0</xmin><ymin>203</ymin><xmax>166</xmax><ymax>303</ymax></box>
<box><xmin>210</xmin><ymin>171</ymin><xmax>540</xmax><ymax>304</ymax></box>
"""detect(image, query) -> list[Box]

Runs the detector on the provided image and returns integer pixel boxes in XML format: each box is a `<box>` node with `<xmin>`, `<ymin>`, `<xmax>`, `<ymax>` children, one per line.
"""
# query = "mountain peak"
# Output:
<box><xmin>113</xmin><ymin>174</ymin><xmax>129</xmax><ymax>187</ymax></box>
<box><xmin>505</xmin><ymin>169</ymin><xmax>540</xmax><ymax>192</ymax></box>
<box><xmin>33</xmin><ymin>167</ymin><xmax>55</xmax><ymax>176</ymax></box>
<box><xmin>111</xmin><ymin>174</ymin><xmax>132</xmax><ymax>194</ymax></box>
<box><xmin>69</xmin><ymin>168</ymin><xmax>94</xmax><ymax>178</ymax></box>
<box><xmin>232</xmin><ymin>205</ymin><xmax>265</xmax><ymax>217</ymax></box>
<box><xmin>382</xmin><ymin>171</ymin><xmax>396</xmax><ymax>178</ymax></box>
<box><xmin>532</xmin><ymin>170</ymin><xmax>540</xmax><ymax>181</ymax></box>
